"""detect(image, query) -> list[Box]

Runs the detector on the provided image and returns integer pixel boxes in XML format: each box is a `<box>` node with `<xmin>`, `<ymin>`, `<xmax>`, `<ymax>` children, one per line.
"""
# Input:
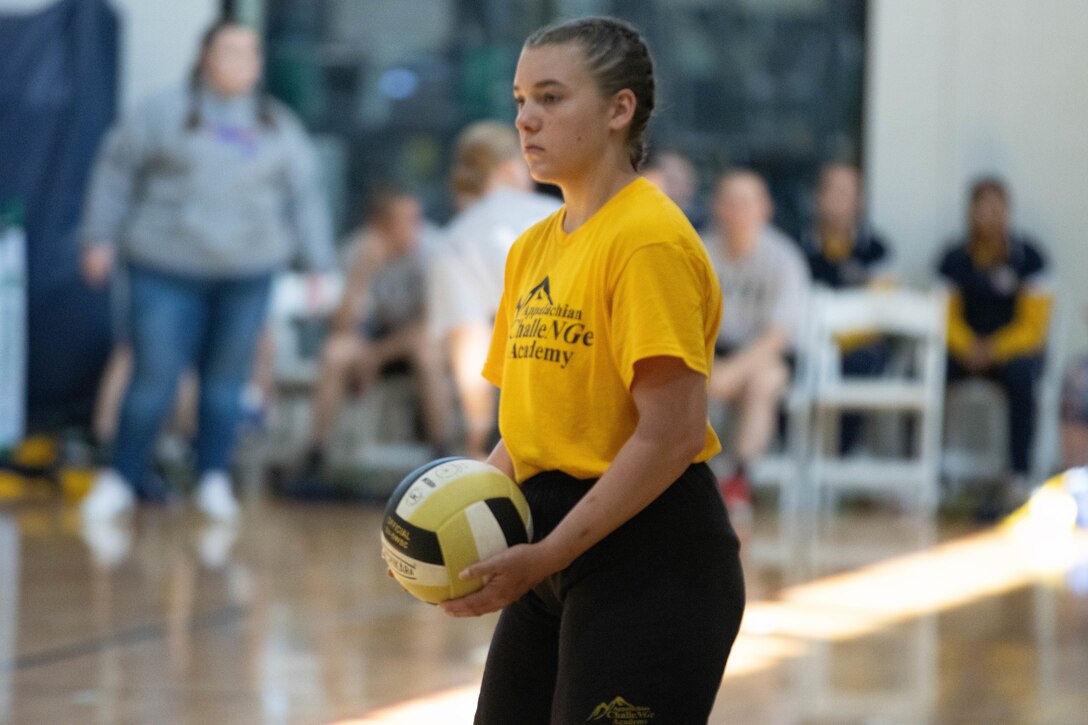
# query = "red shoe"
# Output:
<box><xmin>719</xmin><ymin>470</ymin><xmax>752</xmax><ymax>510</ymax></box>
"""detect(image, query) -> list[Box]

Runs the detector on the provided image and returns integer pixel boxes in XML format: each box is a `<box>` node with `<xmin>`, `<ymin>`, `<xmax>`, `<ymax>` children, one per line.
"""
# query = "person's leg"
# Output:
<box><xmin>473</xmin><ymin>589</ymin><xmax>561</xmax><ymax>725</ymax></box>
<box><xmin>550</xmin><ymin>465</ymin><xmax>745</xmax><ymax>724</ymax></box>
<box><xmin>308</xmin><ymin>333</ymin><xmax>368</xmax><ymax>449</ymax></box>
<box><xmin>448</xmin><ymin>322</ymin><xmax>495</xmax><ymax>459</ymax></box>
<box><xmin>370</xmin><ymin>323</ymin><xmax>452</xmax><ymax>450</ymax></box>
<box><xmin>734</xmin><ymin>358</ymin><xmax>789</xmax><ymax>463</ymax></box>
<box><xmin>93</xmin><ymin>266</ymin><xmax>134</xmax><ymax>448</ymax></box>
<box><xmin>92</xmin><ymin>345</ymin><xmax>133</xmax><ymax>447</ymax></box>
<box><xmin>111</xmin><ymin>268</ymin><xmax>205</xmax><ymax>497</ymax></box>
<box><xmin>193</xmin><ymin>274</ymin><xmax>273</xmax><ymax>480</ymax></box>
<box><xmin>998</xmin><ymin>356</ymin><xmax>1040</xmax><ymax>476</ymax></box>
<box><xmin>1061</xmin><ymin>359</ymin><xmax>1088</xmax><ymax>468</ymax></box>
<box><xmin>169</xmin><ymin>370</ymin><xmax>199</xmax><ymax>440</ymax></box>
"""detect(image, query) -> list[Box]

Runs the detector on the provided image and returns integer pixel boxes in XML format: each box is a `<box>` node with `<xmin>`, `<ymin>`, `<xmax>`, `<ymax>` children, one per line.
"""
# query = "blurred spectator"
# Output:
<box><xmin>289</xmin><ymin>185</ymin><xmax>450</xmax><ymax>489</ymax></box>
<box><xmin>1062</xmin><ymin>309</ymin><xmax>1088</xmax><ymax>468</ymax></box>
<box><xmin>428</xmin><ymin>121</ymin><xmax>560</xmax><ymax>459</ymax></box>
<box><xmin>78</xmin><ymin>19</ymin><xmax>334</xmax><ymax>522</ymax></box>
<box><xmin>643</xmin><ymin>150</ymin><xmax>702</xmax><ymax>226</ymax></box>
<box><xmin>937</xmin><ymin>177</ymin><xmax>1052</xmax><ymax>505</ymax></box>
<box><xmin>703</xmin><ymin>170</ymin><xmax>810</xmax><ymax>511</ymax></box>
<box><xmin>802</xmin><ymin>162</ymin><xmax>895</xmax><ymax>452</ymax></box>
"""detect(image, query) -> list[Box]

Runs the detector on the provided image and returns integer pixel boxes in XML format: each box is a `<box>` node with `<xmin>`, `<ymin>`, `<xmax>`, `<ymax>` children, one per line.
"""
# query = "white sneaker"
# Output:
<box><xmin>194</xmin><ymin>470</ymin><xmax>240</xmax><ymax>522</ymax></box>
<box><xmin>80</xmin><ymin>521</ymin><xmax>132</xmax><ymax>568</ymax></box>
<box><xmin>80</xmin><ymin>469</ymin><xmax>135</xmax><ymax>522</ymax></box>
<box><xmin>195</xmin><ymin>523</ymin><xmax>239</xmax><ymax>569</ymax></box>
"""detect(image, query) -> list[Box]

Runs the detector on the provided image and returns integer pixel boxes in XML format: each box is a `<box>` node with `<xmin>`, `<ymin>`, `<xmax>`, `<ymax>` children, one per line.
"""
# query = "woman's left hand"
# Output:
<box><xmin>439</xmin><ymin>543</ymin><xmax>562</xmax><ymax>617</ymax></box>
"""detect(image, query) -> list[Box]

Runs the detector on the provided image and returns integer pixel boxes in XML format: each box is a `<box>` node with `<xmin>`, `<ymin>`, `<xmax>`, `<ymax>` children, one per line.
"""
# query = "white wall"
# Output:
<box><xmin>866</xmin><ymin>0</ymin><xmax>1088</xmax><ymax>354</ymax></box>
<box><xmin>111</xmin><ymin>0</ymin><xmax>219</xmax><ymax>112</ymax></box>
<box><xmin>0</xmin><ymin>0</ymin><xmax>217</xmax><ymax>111</ymax></box>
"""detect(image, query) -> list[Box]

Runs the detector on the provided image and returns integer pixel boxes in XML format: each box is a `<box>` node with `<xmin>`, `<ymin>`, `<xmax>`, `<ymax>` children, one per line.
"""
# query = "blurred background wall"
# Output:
<box><xmin>1</xmin><ymin>0</ymin><xmax>1085</xmax><ymax>426</ymax></box>
<box><xmin>866</xmin><ymin>0</ymin><xmax>1088</xmax><ymax>349</ymax></box>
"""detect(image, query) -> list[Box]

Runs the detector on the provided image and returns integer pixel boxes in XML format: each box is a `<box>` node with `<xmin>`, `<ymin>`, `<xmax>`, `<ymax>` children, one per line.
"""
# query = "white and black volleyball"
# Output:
<box><xmin>380</xmin><ymin>457</ymin><xmax>533</xmax><ymax>604</ymax></box>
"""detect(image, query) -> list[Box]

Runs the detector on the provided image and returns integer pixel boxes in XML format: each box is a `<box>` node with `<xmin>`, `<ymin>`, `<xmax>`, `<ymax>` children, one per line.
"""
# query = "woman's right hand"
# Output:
<box><xmin>81</xmin><ymin>245</ymin><xmax>114</xmax><ymax>287</ymax></box>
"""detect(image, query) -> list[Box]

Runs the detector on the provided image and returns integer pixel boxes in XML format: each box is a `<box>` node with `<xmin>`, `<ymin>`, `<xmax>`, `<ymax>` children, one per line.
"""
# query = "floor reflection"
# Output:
<box><xmin>0</xmin><ymin>498</ymin><xmax>1086</xmax><ymax>724</ymax></box>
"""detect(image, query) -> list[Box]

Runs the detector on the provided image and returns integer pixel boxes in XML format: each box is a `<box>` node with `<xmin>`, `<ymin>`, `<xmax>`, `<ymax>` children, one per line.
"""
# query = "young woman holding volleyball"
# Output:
<box><xmin>438</xmin><ymin>17</ymin><xmax>746</xmax><ymax>723</ymax></box>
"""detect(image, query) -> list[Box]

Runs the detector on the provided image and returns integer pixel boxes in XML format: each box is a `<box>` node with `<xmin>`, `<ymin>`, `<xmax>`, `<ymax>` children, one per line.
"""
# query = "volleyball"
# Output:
<box><xmin>380</xmin><ymin>457</ymin><xmax>533</xmax><ymax>604</ymax></box>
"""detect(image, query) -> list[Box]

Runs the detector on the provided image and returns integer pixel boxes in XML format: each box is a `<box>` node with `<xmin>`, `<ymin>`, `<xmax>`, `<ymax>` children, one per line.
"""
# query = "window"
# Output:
<box><xmin>261</xmin><ymin>0</ymin><xmax>866</xmax><ymax>237</ymax></box>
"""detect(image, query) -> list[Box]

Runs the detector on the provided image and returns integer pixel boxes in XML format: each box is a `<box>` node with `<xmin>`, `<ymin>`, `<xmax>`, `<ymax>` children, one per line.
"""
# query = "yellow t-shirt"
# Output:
<box><xmin>482</xmin><ymin>177</ymin><xmax>723</xmax><ymax>483</ymax></box>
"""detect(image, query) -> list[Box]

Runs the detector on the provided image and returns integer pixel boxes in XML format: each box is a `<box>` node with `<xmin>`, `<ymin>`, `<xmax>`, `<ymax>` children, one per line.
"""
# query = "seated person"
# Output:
<box><xmin>802</xmin><ymin>162</ymin><xmax>895</xmax><ymax>452</ymax></box>
<box><xmin>291</xmin><ymin>185</ymin><xmax>450</xmax><ymax>487</ymax></box>
<box><xmin>1061</xmin><ymin>308</ymin><xmax>1088</xmax><ymax>469</ymax></box>
<box><xmin>702</xmin><ymin>170</ymin><xmax>811</xmax><ymax>510</ymax></box>
<box><xmin>937</xmin><ymin>177</ymin><xmax>1052</xmax><ymax>507</ymax></box>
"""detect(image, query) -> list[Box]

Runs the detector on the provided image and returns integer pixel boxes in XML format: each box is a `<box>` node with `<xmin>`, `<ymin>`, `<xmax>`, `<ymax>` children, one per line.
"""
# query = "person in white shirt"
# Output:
<box><xmin>428</xmin><ymin>121</ymin><xmax>561</xmax><ymax>459</ymax></box>
<box><xmin>702</xmin><ymin>170</ymin><xmax>810</xmax><ymax>511</ymax></box>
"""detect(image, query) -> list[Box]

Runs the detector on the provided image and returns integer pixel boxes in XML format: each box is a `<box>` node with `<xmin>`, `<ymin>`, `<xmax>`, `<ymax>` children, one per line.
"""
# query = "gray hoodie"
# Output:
<box><xmin>81</xmin><ymin>86</ymin><xmax>334</xmax><ymax>276</ymax></box>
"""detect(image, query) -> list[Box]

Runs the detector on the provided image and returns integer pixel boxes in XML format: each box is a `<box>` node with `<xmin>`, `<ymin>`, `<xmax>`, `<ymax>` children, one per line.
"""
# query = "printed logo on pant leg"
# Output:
<box><xmin>587</xmin><ymin>696</ymin><xmax>655</xmax><ymax>723</ymax></box>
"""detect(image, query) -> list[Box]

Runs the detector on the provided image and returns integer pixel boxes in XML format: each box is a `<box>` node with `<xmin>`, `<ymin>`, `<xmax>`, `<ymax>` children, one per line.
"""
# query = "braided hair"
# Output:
<box><xmin>524</xmin><ymin>17</ymin><xmax>655</xmax><ymax>171</ymax></box>
<box><xmin>184</xmin><ymin>18</ymin><xmax>275</xmax><ymax>131</ymax></box>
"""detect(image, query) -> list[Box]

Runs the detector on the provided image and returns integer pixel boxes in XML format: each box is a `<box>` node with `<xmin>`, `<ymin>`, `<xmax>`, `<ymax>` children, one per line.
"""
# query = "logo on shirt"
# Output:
<box><xmin>587</xmin><ymin>696</ymin><xmax>655</xmax><ymax>723</ymax></box>
<box><xmin>516</xmin><ymin>276</ymin><xmax>553</xmax><ymax>312</ymax></box>
<box><xmin>509</xmin><ymin>276</ymin><xmax>594</xmax><ymax>370</ymax></box>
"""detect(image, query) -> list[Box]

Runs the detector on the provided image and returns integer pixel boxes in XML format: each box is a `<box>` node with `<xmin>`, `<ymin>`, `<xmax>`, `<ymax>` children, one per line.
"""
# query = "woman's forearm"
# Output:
<box><xmin>486</xmin><ymin>438</ymin><xmax>516</xmax><ymax>479</ymax></box>
<box><xmin>536</xmin><ymin>425</ymin><xmax>701</xmax><ymax>573</ymax></box>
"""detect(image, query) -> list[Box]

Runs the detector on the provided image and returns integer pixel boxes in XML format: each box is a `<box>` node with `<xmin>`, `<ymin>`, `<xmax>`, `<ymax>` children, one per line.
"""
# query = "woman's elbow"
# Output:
<box><xmin>640</xmin><ymin>418</ymin><xmax>706</xmax><ymax>462</ymax></box>
<box><xmin>677</xmin><ymin>425</ymin><xmax>707</xmax><ymax>462</ymax></box>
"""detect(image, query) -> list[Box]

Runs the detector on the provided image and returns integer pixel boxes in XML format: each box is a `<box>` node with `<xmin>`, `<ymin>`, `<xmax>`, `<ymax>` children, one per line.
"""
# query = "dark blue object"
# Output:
<box><xmin>0</xmin><ymin>0</ymin><xmax>118</xmax><ymax>428</ymax></box>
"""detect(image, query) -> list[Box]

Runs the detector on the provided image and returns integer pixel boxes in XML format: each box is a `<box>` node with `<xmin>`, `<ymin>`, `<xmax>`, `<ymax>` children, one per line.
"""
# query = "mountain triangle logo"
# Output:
<box><xmin>586</xmin><ymin>696</ymin><xmax>655</xmax><ymax>723</ymax></box>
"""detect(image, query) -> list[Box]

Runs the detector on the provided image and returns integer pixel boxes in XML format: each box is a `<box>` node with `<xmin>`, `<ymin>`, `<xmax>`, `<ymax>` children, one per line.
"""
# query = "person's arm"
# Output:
<box><xmin>486</xmin><ymin>439</ymin><xmax>516</xmax><ymax>480</ymax></box>
<box><xmin>989</xmin><ymin>290</ymin><xmax>1052</xmax><ymax>361</ymax></box>
<box><xmin>280</xmin><ymin>113</ymin><xmax>336</xmax><ymax>271</ymax></box>
<box><xmin>331</xmin><ymin>234</ymin><xmax>382</xmax><ymax>334</ymax></box>
<box><xmin>945</xmin><ymin>290</ymin><xmax>977</xmax><ymax>363</ymax></box>
<box><xmin>80</xmin><ymin>110</ymin><xmax>152</xmax><ymax>286</ymax></box>
<box><xmin>440</xmin><ymin>355</ymin><xmax>708</xmax><ymax>617</ymax></box>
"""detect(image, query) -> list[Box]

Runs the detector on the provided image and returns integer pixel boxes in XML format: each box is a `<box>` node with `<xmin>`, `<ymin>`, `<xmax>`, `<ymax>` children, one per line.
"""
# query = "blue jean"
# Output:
<box><xmin>112</xmin><ymin>264</ymin><xmax>272</xmax><ymax>497</ymax></box>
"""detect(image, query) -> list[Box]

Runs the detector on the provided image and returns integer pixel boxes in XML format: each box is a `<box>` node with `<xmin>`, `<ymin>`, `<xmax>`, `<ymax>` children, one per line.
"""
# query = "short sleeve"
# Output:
<box><xmin>936</xmin><ymin>247</ymin><xmax>961</xmax><ymax>284</ymax></box>
<box><xmin>611</xmin><ymin>243</ymin><xmax>713</xmax><ymax>389</ymax></box>
<box><xmin>1020</xmin><ymin>241</ymin><xmax>1052</xmax><ymax>290</ymax></box>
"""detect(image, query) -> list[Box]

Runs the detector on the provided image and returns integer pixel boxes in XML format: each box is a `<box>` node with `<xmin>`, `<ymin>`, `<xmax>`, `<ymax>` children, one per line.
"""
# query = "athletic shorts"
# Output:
<box><xmin>474</xmin><ymin>462</ymin><xmax>746</xmax><ymax>725</ymax></box>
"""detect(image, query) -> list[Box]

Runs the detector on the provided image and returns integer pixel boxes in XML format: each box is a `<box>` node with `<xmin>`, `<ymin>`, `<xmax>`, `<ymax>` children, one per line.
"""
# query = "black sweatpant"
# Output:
<box><xmin>474</xmin><ymin>463</ymin><xmax>746</xmax><ymax>725</ymax></box>
<box><xmin>947</xmin><ymin>355</ymin><xmax>1041</xmax><ymax>474</ymax></box>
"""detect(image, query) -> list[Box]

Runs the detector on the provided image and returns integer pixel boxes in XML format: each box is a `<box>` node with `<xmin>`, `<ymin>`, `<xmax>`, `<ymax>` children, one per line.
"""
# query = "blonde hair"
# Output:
<box><xmin>450</xmin><ymin>121</ymin><xmax>522</xmax><ymax>201</ymax></box>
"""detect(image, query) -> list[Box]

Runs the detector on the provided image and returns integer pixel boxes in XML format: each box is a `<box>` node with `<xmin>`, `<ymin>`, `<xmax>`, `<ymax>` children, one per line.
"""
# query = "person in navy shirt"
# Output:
<box><xmin>802</xmin><ymin>163</ymin><xmax>895</xmax><ymax>453</ymax></box>
<box><xmin>937</xmin><ymin>177</ymin><xmax>1052</xmax><ymax>511</ymax></box>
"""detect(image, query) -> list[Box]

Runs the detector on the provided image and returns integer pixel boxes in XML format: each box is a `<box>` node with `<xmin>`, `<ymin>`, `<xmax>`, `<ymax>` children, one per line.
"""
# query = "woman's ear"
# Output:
<box><xmin>608</xmin><ymin>88</ymin><xmax>637</xmax><ymax>133</ymax></box>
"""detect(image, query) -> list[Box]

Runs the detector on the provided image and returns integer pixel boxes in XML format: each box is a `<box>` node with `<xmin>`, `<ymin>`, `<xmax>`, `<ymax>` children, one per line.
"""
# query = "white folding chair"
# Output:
<box><xmin>806</xmin><ymin>288</ymin><xmax>948</xmax><ymax>513</ymax></box>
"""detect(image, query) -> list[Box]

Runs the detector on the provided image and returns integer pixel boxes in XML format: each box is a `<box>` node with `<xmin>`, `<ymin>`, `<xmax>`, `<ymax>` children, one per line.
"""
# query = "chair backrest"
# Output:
<box><xmin>811</xmin><ymin>287</ymin><xmax>948</xmax><ymax>340</ymax></box>
<box><xmin>268</xmin><ymin>272</ymin><xmax>345</xmax><ymax>383</ymax></box>
<box><xmin>808</xmin><ymin>287</ymin><xmax>948</xmax><ymax>387</ymax></box>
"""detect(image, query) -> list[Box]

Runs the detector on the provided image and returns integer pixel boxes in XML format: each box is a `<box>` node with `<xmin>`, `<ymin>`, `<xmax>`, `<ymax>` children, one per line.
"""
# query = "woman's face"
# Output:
<box><xmin>513</xmin><ymin>43</ymin><xmax>615</xmax><ymax>186</ymax></box>
<box><xmin>970</xmin><ymin>190</ymin><xmax>1009</xmax><ymax>240</ymax></box>
<box><xmin>204</xmin><ymin>26</ymin><xmax>262</xmax><ymax>96</ymax></box>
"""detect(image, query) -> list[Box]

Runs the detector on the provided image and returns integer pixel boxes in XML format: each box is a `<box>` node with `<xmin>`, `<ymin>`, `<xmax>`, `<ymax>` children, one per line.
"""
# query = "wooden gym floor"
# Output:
<box><xmin>1</xmin><ymin>496</ymin><xmax>1087</xmax><ymax>724</ymax></box>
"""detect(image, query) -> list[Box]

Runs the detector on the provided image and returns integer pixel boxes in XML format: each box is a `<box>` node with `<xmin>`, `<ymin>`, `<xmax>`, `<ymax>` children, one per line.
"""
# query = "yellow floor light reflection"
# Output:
<box><xmin>335</xmin><ymin>482</ymin><xmax>1088</xmax><ymax>725</ymax></box>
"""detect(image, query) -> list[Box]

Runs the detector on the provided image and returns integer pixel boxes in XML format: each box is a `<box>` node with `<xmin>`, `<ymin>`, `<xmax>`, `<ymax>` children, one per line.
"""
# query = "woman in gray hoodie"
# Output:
<box><xmin>79</xmin><ymin>18</ymin><xmax>333</xmax><ymax>522</ymax></box>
